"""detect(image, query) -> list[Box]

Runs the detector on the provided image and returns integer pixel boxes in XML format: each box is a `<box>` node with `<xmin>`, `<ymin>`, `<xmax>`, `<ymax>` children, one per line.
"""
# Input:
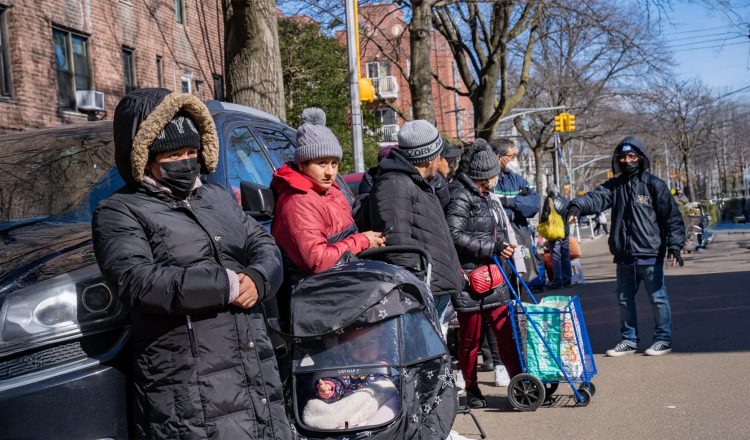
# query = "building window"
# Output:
<box><xmin>122</xmin><ymin>48</ymin><xmax>136</xmax><ymax>93</ymax></box>
<box><xmin>175</xmin><ymin>0</ymin><xmax>185</xmax><ymax>24</ymax></box>
<box><xmin>366</xmin><ymin>61</ymin><xmax>391</xmax><ymax>79</ymax></box>
<box><xmin>156</xmin><ymin>56</ymin><xmax>163</xmax><ymax>88</ymax></box>
<box><xmin>375</xmin><ymin>108</ymin><xmax>398</xmax><ymax>142</ymax></box>
<box><xmin>180</xmin><ymin>73</ymin><xmax>192</xmax><ymax>93</ymax></box>
<box><xmin>213</xmin><ymin>74</ymin><xmax>223</xmax><ymax>100</ymax></box>
<box><xmin>53</xmin><ymin>28</ymin><xmax>92</xmax><ymax>110</ymax></box>
<box><xmin>0</xmin><ymin>8</ymin><xmax>12</xmax><ymax>98</ymax></box>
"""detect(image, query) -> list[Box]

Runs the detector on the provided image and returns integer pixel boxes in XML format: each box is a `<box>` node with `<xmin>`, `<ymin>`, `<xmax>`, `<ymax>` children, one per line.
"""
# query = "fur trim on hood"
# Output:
<box><xmin>113</xmin><ymin>88</ymin><xmax>218</xmax><ymax>189</ymax></box>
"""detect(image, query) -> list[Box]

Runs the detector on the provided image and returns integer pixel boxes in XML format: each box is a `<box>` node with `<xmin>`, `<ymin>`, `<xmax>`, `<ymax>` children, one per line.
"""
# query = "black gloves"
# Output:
<box><xmin>669</xmin><ymin>249</ymin><xmax>684</xmax><ymax>267</ymax></box>
<box><xmin>567</xmin><ymin>205</ymin><xmax>581</xmax><ymax>222</ymax></box>
<box><xmin>519</xmin><ymin>187</ymin><xmax>530</xmax><ymax>196</ymax></box>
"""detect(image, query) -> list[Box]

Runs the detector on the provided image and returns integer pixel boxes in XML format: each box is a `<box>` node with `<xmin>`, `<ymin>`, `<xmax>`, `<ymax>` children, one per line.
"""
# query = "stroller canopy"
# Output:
<box><xmin>290</xmin><ymin>259</ymin><xmax>437</xmax><ymax>339</ymax></box>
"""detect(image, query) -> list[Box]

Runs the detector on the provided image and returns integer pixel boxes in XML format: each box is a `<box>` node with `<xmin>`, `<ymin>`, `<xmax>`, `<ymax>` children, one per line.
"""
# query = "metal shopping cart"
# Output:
<box><xmin>493</xmin><ymin>256</ymin><xmax>598</xmax><ymax>411</ymax></box>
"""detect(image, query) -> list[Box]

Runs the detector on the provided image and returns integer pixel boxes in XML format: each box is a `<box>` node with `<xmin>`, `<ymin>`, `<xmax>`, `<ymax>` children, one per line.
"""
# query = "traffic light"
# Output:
<box><xmin>554</xmin><ymin>114</ymin><xmax>564</xmax><ymax>132</ymax></box>
<box><xmin>358</xmin><ymin>77</ymin><xmax>376</xmax><ymax>103</ymax></box>
<box><xmin>567</xmin><ymin>113</ymin><xmax>576</xmax><ymax>131</ymax></box>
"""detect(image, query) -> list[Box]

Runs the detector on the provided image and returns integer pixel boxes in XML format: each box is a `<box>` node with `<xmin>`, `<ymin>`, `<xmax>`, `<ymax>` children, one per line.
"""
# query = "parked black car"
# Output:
<box><xmin>0</xmin><ymin>101</ymin><xmax>351</xmax><ymax>439</ymax></box>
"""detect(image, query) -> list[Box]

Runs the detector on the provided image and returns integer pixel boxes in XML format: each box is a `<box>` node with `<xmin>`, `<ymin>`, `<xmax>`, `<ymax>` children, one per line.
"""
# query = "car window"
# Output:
<box><xmin>0</xmin><ymin>126</ymin><xmax>115</xmax><ymax>223</ymax></box>
<box><xmin>225</xmin><ymin>126</ymin><xmax>276</xmax><ymax>196</ymax></box>
<box><xmin>254</xmin><ymin>126</ymin><xmax>296</xmax><ymax>167</ymax></box>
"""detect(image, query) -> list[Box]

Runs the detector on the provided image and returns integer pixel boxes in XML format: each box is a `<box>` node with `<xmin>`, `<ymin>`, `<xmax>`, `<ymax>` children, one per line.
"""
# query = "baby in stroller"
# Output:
<box><xmin>301</xmin><ymin>325</ymin><xmax>400</xmax><ymax>430</ymax></box>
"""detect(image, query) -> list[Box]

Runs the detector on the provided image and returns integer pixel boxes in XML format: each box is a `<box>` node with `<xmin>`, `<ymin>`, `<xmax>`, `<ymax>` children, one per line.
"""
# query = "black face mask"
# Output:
<box><xmin>158</xmin><ymin>157</ymin><xmax>200</xmax><ymax>199</ymax></box>
<box><xmin>617</xmin><ymin>161</ymin><xmax>640</xmax><ymax>176</ymax></box>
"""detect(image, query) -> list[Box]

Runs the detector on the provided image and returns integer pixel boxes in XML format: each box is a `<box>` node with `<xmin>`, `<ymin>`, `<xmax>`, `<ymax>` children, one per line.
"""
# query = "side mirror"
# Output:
<box><xmin>240</xmin><ymin>181</ymin><xmax>275</xmax><ymax>221</ymax></box>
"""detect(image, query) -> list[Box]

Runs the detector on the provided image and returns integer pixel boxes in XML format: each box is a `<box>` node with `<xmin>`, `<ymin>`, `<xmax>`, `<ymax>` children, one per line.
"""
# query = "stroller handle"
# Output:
<box><xmin>358</xmin><ymin>245</ymin><xmax>433</xmax><ymax>285</ymax></box>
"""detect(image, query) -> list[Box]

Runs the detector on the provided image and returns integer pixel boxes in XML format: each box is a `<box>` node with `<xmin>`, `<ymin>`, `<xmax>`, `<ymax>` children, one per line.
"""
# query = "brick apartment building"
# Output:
<box><xmin>0</xmin><ymin>0</ymin><xmax>224</xmax><ymax>134</ymax></box>
<box><xmin>347</xmin><ymin>4</ymin><xmax>475</xmax><ymax>144</ymax></box>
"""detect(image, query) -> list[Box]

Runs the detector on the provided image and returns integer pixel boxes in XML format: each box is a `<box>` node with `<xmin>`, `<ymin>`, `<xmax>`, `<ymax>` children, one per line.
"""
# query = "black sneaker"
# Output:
<box><xmin>478</xmin><ymin>362</ymin><xmax>494</xmax><ymax>372</ymax></box>
<box><xmin>466</xmin><ymin>385</ymin><xmax>487</xmax><ymax>408</ymax></box>
<box><xmin>605</xmin><ymin>341</ymin><xmax>637</xmax><ymax>357</ymax></box>
<box><xmin>644</xmin><ymin>341</ymin><xmax>672</xmax><ymax>356</ymax></box>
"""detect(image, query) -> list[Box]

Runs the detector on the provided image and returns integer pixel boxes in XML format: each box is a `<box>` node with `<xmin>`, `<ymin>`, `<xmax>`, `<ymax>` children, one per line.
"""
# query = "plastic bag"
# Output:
<box><xmin>517</xmin><ymin>303</ymin><xmax>561</xmax><ymax>381</ymax></box>
<box><xmin>537</xmin><ymin>203</ymin><xmax>565</xmax><ymax>240</ymax></box>
<box><xmin>540</xmin><ymin>296</ymin><xmax>584</xmax><ymax>381</ymax></box>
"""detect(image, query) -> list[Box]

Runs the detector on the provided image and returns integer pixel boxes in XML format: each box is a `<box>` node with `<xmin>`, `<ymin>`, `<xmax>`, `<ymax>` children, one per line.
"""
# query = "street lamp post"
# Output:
<box><xmin>344</xmin><ymin>0</ymin><xmax>365</xmax><ymax>173</ymax></box>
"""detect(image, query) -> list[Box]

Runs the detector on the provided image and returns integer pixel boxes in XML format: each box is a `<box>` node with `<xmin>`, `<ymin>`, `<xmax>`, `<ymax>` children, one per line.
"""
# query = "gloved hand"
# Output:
<box><xmin>567</xmin><ymin>205</ymin><xmax>581</xmax><ymax>224</ymax></box>
<box><xmin>499</xmin><ymin>196</ymin><xmax>516</xmax><ymax>209</ymax></box>
<box><xmin>669</xmin><ymin>248</ymin><xmax>684</xmax><ymax>267</ymax></box>
<box><xmin>518</xmin><ymin>186</ymin><xmax>530</xmax><ymax>196</ymax></box>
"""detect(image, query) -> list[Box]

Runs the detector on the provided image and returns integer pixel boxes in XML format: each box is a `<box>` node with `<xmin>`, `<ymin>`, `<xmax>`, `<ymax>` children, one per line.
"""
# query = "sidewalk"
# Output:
<box><xmin>452</xmin><ymin>230</ymin><xmax>750</xmax><ymax>440</ymax></box>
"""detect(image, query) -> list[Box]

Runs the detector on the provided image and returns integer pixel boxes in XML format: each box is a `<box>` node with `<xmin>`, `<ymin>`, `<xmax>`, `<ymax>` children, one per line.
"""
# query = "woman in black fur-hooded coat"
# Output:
<box><xmin>92</xmin><ymin>88</ymin><xmax>292</xmax><ymax>439</ymax></box>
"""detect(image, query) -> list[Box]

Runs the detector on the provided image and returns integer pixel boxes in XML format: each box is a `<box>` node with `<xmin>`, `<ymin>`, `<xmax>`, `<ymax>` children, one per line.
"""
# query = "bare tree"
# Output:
<box><xmin>433</xmin><ymin>1</ymin><xmax>542</xmax><ymax>139</ymax></box>
<box><xmin>223</xmin><ymin>0</ymin><xmax>286</xmax><ymax>119</ymax></box>
<box><xmin>645</xmin><ymin>78</ymin><xmax>715</xmax><ymax>201</ymax></box>
<box><xmin>513</xmin><ymin>0</ymin><xmax>669</xmax><ymax>190</ymax></box>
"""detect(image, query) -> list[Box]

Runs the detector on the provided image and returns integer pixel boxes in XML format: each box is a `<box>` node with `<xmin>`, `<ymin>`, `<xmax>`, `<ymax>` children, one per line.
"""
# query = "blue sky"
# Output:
<box><xmin>664</xmin><ymin>3</ymin><xmax>750</xmax><ymax>94</ymax></box>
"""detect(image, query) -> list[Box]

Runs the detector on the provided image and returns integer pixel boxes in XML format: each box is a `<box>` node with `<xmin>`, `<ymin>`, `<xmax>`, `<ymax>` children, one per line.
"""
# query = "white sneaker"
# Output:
<box><xmin>446</xmin><ymin>430</ymin><xmax>472</xmax><ymax>440</ymax></box>
<box><xmin>455</xmin><ymin>370</ymin><xmax>466</xmax><ymax>396</ymax></box>
<box><xmin>493</xmin><ymin>364</ymin><xmax>511</xmax><ymax>387</ymax></box>
<box><xmin>644</xmin><ymin>341</ymin><xmax>672</xmax><ymax>356</ymax></box>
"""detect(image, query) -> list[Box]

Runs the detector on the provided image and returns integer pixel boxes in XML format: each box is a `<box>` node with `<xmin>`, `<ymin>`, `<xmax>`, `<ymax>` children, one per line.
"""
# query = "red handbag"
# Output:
<box><xmin>466</xmin><ymin>264</ymin><xmax>505</xmax><ymax>295</ymax></box>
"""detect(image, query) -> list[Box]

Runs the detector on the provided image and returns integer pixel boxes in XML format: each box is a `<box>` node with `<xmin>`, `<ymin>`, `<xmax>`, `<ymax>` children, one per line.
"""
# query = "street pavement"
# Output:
<box><xmin>452</xmin><ymin>229</ymin><xmax>750</xmax><ymax>440</ymax></box>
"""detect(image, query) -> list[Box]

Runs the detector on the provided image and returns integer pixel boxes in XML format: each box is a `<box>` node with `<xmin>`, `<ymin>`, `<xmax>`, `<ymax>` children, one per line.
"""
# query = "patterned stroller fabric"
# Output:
<box><xmin>287</xmin><ymin>259</ymin><xmax>457</xmax><ymax>440</ymax></box>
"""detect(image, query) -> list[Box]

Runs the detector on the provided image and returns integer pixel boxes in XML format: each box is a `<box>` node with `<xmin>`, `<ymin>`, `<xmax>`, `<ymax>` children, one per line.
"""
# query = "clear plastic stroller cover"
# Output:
<box><xmin>292</xmin><ymin>312</ymin><xmax>448</xmax><ymax>432</ymax></box>
<box><xmin>293</xmin><ymin>319</ymin><xmax>402</xmax><ymax>431</ymax></box>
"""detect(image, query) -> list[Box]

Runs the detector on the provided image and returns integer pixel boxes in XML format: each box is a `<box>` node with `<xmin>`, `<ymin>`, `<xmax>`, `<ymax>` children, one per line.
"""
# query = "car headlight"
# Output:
<box><xmin>0</xmin><ymin>265</ymin><xmax>126</xmax><ymax>355</ymax></box>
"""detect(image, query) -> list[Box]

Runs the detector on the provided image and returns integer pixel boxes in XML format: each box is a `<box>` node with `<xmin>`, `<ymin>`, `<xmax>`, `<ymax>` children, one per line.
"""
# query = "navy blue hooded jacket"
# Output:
<box><xmin>568</xmin><ymin>136</ymin><xmax>685</xmax><ymax>261</ymax></box>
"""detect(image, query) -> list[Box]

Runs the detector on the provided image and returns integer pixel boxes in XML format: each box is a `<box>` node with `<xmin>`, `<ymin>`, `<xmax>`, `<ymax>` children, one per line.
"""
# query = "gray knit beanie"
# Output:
<box><xmin>397</xmin><ymin>120</ymin><xmax>443</xmax><ymax>163</ymax></box>
<box><xmin>294</xmin><ymin>107</ymin><xmax>343</xmax><ymax>164</ymax></box>
<box><xmin>465</xmin><ymin>139</ymin><xmax>501</xmax><ymax>180</ymax></box>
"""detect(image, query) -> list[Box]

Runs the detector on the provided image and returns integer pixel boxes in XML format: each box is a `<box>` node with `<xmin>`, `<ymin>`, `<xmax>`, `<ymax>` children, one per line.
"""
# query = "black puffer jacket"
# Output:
<box><xmin>93</xmin><ymin>88</ymin><xmax>291</xmax><ymax>439</ymax></box>
<box><xmin>445</xmin><ymin>173</ymin><xmax>510</xmax><ymax>312</ymax></box>
<box><xmin>365</xmin><ymin>150</ymin><xmax>464</xmax><ymax>297</ymax></box>
<box><xmin>568</xmin><ymin>136</ymin><xmax>685</xmax><ymax>260</ymax></box>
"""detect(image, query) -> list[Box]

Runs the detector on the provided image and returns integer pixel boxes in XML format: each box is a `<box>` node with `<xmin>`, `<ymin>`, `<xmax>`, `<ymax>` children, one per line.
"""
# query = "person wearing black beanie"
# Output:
<box><xmin>93</xmin><ymin>88</ymin><xmax>292</xmax><ymax>439</ymax></box>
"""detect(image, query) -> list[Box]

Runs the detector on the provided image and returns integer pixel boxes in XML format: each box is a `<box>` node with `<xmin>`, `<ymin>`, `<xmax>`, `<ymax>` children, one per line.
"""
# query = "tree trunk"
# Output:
<box><xmin>223</xmin><ymin>0</ymin><xmax>286</xmax><ymax>119</ymax></box>
<box><xmin>683</xmin><ymin>152</ymin><xmax>696</xmax><ymax>202</ymax></box>
<box><xmin>533</xmin><ymin>147</ymin><xmax>545</xmax><ymax>193</ymax></box>
<box><xmin>474</xmin><ymin>62</ymin><xmax>501</xmax><ymax>140</ymax></box>
<box><xmin>409</xmin><ymin>0</ymin><xmax>435</xmax><ymax>124</ymax></box>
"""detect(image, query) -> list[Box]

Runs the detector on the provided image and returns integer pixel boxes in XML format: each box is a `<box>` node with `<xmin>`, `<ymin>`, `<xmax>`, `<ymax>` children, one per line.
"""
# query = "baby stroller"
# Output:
<box><xmin>285</xmin><ymin>246</ymin><xmax>457</xmax><ymax>440</ymax></box>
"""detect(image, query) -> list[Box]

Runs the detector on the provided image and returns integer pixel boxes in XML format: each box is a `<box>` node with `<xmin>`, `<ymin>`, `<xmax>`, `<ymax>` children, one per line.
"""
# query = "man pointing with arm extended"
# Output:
<box><xmin>567</xmin><ymin>136</ymin><xmax>685</xmax><ymax>357</ymax></box>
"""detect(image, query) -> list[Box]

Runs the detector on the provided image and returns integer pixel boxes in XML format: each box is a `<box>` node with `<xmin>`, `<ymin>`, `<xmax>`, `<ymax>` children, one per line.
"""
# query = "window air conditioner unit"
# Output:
<box><xmin>76</xmin><ymin>90</ymin><xmax>105</xmax><ymax>112</ymax></box>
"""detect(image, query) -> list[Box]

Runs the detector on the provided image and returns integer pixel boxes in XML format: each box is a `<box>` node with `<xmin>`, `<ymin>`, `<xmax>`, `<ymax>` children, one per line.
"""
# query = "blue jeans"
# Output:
<box><xmin>550</xmin><ymin>236</ymin><xmax>572</xmax><ymax>285</ymax></box>
<box><xmin>616</xmin><ymin>263</ymin><xmax>672</xmax><ymax>344</ymax></box>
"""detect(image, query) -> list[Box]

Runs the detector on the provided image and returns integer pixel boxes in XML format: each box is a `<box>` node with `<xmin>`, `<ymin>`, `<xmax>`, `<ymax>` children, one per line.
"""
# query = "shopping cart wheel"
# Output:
<box><xmin>508</xmin><ymin>374</ymin><xmax>545</xmax><ymax>412</ymax></box>
<box><xmin>580</xmin><ymin>382</ymin><xmax>596</xmax><ymax>396</ymax></box>
<box><xmin>575</xmin><ymin>387</ymin><xmax>592</xmax><ymax>406</ymax></box>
